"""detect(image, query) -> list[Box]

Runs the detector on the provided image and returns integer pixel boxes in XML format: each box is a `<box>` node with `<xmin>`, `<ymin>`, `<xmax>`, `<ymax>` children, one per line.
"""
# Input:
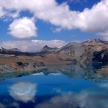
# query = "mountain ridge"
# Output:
<box><xmin>0</xmin><ymin>39</ymin><xmax>108</xmax><ymax>63</ymax></box>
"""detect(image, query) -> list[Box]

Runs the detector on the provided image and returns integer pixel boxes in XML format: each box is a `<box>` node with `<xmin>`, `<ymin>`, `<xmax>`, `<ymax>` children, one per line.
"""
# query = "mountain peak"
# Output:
<box><xmin>92</xmin><ymin>39</ymin><xmax>103</xmax><ymax>42</ymax></box>
<box><xmin>43</xmin><ymin>45</ymin><xmax>50</xmax><ymax>49</ymax></box>
<box><xmin>83</xmin><ymin>38</ymin><xmax>104</xmax><ymax>45</ymax></box>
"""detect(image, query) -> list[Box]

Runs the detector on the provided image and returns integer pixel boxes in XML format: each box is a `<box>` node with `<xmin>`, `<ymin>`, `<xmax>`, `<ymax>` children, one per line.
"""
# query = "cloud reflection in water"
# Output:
<box><xmin>9</xmin><ymin>82</ymin><xmax>37</xmax><ymax>103</ymax></box>
<box><xmin>35</xmin><ymin>88</ymin><xmax>108</xmax><ymax>108</ymax></box>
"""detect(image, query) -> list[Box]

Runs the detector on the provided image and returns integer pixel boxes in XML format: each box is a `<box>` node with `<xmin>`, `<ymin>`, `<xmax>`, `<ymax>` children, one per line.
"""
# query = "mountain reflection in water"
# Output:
<box><xmin>44</xmin><ymin>63</ymin><xmax>108</xmax><ymax>82</ymax></box>
<box><xmin>0</xmin><ymin>63</ymin><xmax>108</xmax><ymax>108</ymax></box>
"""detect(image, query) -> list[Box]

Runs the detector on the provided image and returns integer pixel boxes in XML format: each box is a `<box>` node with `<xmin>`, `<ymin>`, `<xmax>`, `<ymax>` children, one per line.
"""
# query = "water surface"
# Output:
<box><xmin>0</xmin><ymin>63</ymin><xmax>108</xmax><ymax>108</ymax></box>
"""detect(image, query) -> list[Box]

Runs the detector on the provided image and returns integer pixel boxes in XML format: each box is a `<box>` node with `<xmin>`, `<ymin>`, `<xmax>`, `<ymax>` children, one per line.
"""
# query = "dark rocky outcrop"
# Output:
<box><xmin>93</xmin><ymin>49</ymin><xmax>108</xmax><ymax>63</ymax></box>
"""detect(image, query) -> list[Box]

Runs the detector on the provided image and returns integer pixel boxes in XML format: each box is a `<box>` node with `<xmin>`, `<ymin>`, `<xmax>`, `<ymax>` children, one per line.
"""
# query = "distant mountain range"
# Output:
<box><xmin>0</xmin><ymin>47</ymin><xmax>20</xmax><ymax>53</ymax></box>
<box><xmin>1</xmin><ymin>39</ymin><xmax>108</xmax><ymax>63</ymax></box>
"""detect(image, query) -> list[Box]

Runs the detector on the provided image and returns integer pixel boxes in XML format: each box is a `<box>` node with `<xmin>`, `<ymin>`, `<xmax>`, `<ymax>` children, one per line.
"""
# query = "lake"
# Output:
<box><xmin>0</xmin><ymin>63</ymin><xmax>108</xmax><ymax>108</ymax></box>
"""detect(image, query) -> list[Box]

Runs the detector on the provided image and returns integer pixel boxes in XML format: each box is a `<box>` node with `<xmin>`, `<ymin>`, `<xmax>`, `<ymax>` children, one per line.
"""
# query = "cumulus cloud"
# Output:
<box><xmin>75</xmin><ymin>0</ymin><xmax>108</xmax><ymax>37</ymax></box>
<box><xmin>30</xmin><ymin>0</ymin><xmax>108</xmax><ymax>39</ymax></box>
<box><xmin>34</xmin><ymin>2</ymin><xmax>78</xmax><ymax>29</ymax></box>
<box><xmin>8</xmin><ymin>17</ymin><xmax>37</xmax><ymax>38</ymax></box>
<box><xmin>9</xmin><ymin>82</ymin><xmax>37</xmax><ymax>103</ymax></box>
<box><xmin>0</xmin><ymin>0</ymin><xmax>108</xmax><ymax>39</ymax></box>
<box><xmin>0</xmin><ymin>40</ymin><xmax>67</xmax><ymax>52</ymax></box>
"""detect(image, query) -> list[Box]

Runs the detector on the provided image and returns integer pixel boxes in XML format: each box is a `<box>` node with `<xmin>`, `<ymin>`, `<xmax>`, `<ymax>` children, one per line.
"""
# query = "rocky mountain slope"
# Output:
<box><xmin>79</xmin><ymin>39</ymin><xmax>108</xmax><ymax>63</ymax></box>
<box><xmin>0</xmin><ymin>39</ymin><xmax>108</xmax><ymax>64</ymax></box>
<box><xmin>57</xmin><ymin>42</ymin><xmax>85</xmax><ymax>60</ymax></box>
<box><xmin>38</xmin><ymin>39</ymin><xmax>108</xmax><ymax>63</ymax></box>
<box><xmin>0</xmin><ymin>54</ymin><xmax>45</xmax><ymax>73</ymax></box>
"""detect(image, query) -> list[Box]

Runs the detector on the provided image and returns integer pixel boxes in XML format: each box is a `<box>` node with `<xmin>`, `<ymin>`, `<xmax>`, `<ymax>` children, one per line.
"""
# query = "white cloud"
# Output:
<box><xmin>0</xmin><ymin>7</ymin><xmax>6</xmax><ymax>18</ymax></box>
<box><xmin>34</xmin><ymin>2</ymin><xmax>78</xmax><ymax>29</ymax></box>
<box><xmin>8</xmin><ymin>11</ymin><xmax>20</xmax><ymax>19</ymax></box>
<box><xmin>0</xmin><ymin>0</ymin><xmax>108</xmax><ymax>39</ymax></box>
<box><xmin>0</xmin><ymin>0</ymin><xmax>80</xmax><ymax>30</ymax></box>
<box><xmin>2</xmin><ymin>11</ymin><xmax>20</xmax><ymax>22</ymax></box>
<box><xmin>8</xmin><ymin>17</ymin><xmax>37</xmax><ymax>38</ymax></box>
<box><xmin>0</xmin><ymin>40</ymin><xmax>67</xmax><ymax>52</ymax></box>
<box><xmin>52</xmin><ymin>28</ymin><xmax>62</xmax><ymax>33</ymax></box>
<box><xmin>32</xmin><ymin>0</ymin><xmax>108</xmax><ymax>39</ymax></box>
<box><xmin>75</xmin><ymin>0</ymin><xmax>108</xmax><ymax>37</ymax></box>
<box><xmin>9</xmin><ymin>82</ymin><xmax>37</xmax><ymax>103</ymax></box>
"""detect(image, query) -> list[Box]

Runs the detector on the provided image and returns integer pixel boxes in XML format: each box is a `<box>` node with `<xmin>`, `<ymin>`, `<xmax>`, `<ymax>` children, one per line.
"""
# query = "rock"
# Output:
<box><xmin>93</xmin><ymin>49</ymin><xmax>108</xmax><ymax>63</ymax></box>
<box><xmin>0</xmin><ymin>65</ymin><xmax>16</xmax><ymax>73</ymax></box>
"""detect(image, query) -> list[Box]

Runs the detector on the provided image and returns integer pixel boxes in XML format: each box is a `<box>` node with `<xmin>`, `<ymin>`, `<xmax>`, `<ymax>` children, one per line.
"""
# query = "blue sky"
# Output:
<box><xmin>0</xmin><ymin>0</ymin><xmax>108</xmax><ymax>51</ymax></box>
